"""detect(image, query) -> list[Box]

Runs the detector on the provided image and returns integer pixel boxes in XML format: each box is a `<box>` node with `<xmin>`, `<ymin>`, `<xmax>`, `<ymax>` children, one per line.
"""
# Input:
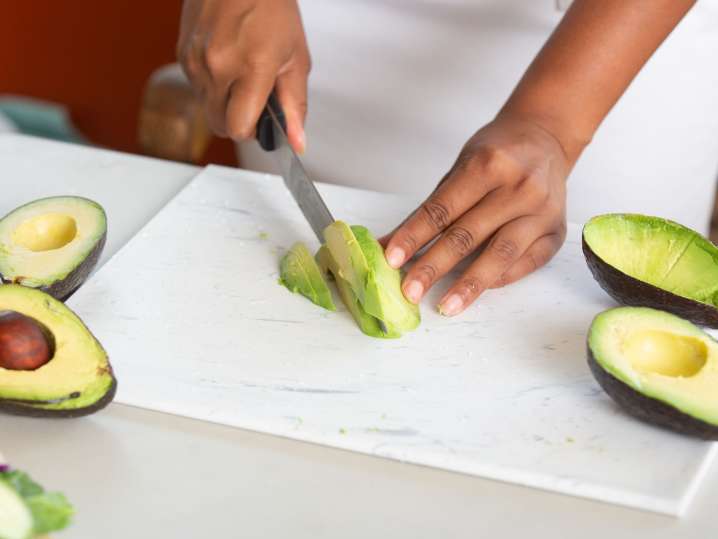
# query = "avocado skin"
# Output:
<box><xmin>1</xmin><ymin>230</ymin><xmax>106</xmax><ymax>302</ymax></box>
<box><xmin>586</xmin><ymin>346</ymin><xmax>718</xmax><ymax>440</ymax></box>
<box><xmin>582</xmin><ymin>235</ymin><xmax>718</xmax><ymax>328</ymax></box>
<box><xmin>0</xmin><ymin>376</ymin><xmax>116</xmax><ymax>418</ymax></box>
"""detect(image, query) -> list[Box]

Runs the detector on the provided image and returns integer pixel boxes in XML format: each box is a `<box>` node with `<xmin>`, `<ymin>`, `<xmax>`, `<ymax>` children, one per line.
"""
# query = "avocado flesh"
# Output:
<box><xmin>0</xmin><ymin>197</ymin><xmax>107</xmax><ymax>300</ymax></box>
<box><xmin>316</xmin><ymin>246</ymin><xmax>400</xmax><ymax>338</ymax></box>
<box><xmin>0</xmin><ymin>285</ymin><xmax>116</xmax><ymax>417</ymax></box>
<box><xmin>279</xmin><ymin>242</ymin><xmax>336</xmax><ymax>311</ymax></box>
<box><xmin>588</xmin><ymin>306</ymin><xmax>718</xmax><ymax>438</ymax></box>
<box><xmin>323</xmin><ymin>222</ymin><xmax>420</xmax><ymax>335</ymax></box>
<box><xmin>583</xmin><ymin>214</ymin><xmax>718</xmax><ymax>306</ymax></box>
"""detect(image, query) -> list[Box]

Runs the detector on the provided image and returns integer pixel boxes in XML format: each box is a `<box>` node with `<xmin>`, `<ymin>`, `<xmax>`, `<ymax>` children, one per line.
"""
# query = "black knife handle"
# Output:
<box><xmin>256</xmin><ymin>91</ymin><xmax>287</xmax><ymax>152</ymax></box>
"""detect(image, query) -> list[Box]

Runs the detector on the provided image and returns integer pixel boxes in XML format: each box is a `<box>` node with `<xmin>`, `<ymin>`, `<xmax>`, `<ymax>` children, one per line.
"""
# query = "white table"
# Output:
<box><xmin>0</xmin><ymin>134</ymin><xmax>714</xmax><ymax>538</ymax></box>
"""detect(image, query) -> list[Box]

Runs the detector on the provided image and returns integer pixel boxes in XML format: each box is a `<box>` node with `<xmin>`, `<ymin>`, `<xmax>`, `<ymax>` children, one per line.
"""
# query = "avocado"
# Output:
<box><xmin>0</xmin><ymin>196</ymin><xmax>107</xmax><ymax>301</ymax></box>
<box><xmin>316</xmin><ymin>246</ymin><xmax>400</xmax><ymax>338</ymax></box>
<box><xmin>588</xmin><ymin>306</ymin><xmax>718</xmax><ymax>439</ymax></box>
<box><xmin>0</xmin><ymin>285</ymin><xmax>116</xmax><ymax>417</ymax></box>
<box><xmin>323</xmin><ymin>221</ymin><xmax>420</xmax><ymax>335</ymax></box>
<box><xmin>279</xmin><ymin>242</ymin><xmax>336</xmax><ymax>311</ymax></box>
<box><xmin>583</xmin><ymin>214</ymin><xmax>718</xmax><ymax>327</ymax></box>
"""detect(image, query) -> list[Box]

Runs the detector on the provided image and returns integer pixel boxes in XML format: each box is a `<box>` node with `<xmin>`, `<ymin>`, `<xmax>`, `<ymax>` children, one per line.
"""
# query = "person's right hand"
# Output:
<box><xmin>177</xmin><ymin>0</ymin><xmax>311</xmax><ymax>153</ymax></box>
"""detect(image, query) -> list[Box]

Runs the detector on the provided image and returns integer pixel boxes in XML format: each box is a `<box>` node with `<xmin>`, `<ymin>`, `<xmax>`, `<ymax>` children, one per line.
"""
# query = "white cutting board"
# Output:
<box><xmin>69</xmin><ymin>165</ymin><xmax>715</xmax><ymax>515</ymax></box>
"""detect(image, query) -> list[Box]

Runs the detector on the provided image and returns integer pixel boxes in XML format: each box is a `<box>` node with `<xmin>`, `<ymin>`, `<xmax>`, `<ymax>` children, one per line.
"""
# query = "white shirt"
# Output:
<box><xmin>240</xmin><ymin>0</ymin><xmax>718</xmax><ymax>233</ymax></box>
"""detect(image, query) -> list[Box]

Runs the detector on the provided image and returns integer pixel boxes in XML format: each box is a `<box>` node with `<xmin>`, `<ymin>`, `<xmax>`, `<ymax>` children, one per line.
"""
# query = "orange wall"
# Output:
<box><xmin>0</xmin><ymin>2</ymin><xmax>234</xmax><ymax>164</ymax></box>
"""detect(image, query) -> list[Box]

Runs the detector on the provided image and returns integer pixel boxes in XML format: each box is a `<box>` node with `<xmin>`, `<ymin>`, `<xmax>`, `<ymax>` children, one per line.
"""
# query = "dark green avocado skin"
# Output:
<box><xmin>587</xmin><ymin>347</ymin><xmax>718</xmax><ymax>440</ymax></box>
<box><xmin>582</xmin><ymin>235</ymin><xmax>718</xmax><ymax>328</ymax></box>
<box><xmin>1</xmin><ymin>231</ymin><xmax>106</xmax><ymax>302</ymax></box>
<box><xmin>0</xmin><ymin>376</ymin><xmax>117</xmax><ymax>418</ymax></box>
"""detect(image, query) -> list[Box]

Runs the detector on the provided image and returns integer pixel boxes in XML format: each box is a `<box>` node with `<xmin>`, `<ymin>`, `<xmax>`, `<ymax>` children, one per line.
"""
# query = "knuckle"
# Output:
<box><xmin>413</xmin><ymin>264</ymin><xmax>438</xmax><ymax>285</ymax></box>
<box><xmin>458</xmin><ymin>275</ymin><xmax>487</xmax><ymax>298</ymax></box>
<box><xmin>444</xmin><ymin>226</ymin><xmax>475</xmax><ymax>257</ymax></box>
<box><xmin>203</xmin><ymin>43</ymin><xmax>232</xmax><ymax>76</ymax></box>
<box><xmin>517</xmin><ymin>174</ymin><xmax>550</xmax><ymax>205</ymax></box>
<box><xmin>420</xmin><ymin>200</ymin><xmax>451</xmax><ymax>231</ymax></box>
<box><xmin>241</xmin><ymin>52</ymin><xmax>277</xmax><ymax>75</ymax></box>
<box><xmin>489</xmin><ymin>236</ymin><xmax>519</xmax><ymax>262</ymax></box>
<box><xmin>226</xmin><ymin>118</ymin><xmax>253</xmax><ymax>140</ymax></box>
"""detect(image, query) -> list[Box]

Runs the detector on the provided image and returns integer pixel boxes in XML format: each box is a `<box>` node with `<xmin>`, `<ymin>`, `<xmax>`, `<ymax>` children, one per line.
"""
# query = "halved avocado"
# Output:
<box><xmin>588</xmin><ymin>306</ymin><xmax>718</xmax><ymax>439</ymax></box>
<box><xmin>0</xmin><ymin>196</ymin><xmax>107</xmax><ymax>301</ymax></box>
<box><xmin>583</xmin><ymin>214</ymin><xmax>718</xmax><ymax>327</ymax></box>
<box><xmin>279</xmin><ymin>242</ymin><xmax>336</xmax><ymax>311</ymax></box>
<box><xmin>316</xmin><ymin>245</ymin><xmax>400</xmax><ymax>338</ymax></box>
<box><xmin>323</xmin><ymin>221</ymin><xmax>420</xmax><ymax>336</ymax></box>
<box><xmin>0</xmin><ymin>285</ymin><xmax>116</xmax><ymax>417</ymax></box>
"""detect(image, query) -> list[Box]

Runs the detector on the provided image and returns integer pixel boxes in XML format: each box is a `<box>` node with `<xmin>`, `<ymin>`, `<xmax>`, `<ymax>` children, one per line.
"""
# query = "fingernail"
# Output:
<box><xmin>439</xmin><ymin>294</ymin><xmax>463</xmax><ymax>317</ymax></box>
<box><xmin>386</xmin><ymin>247</ymin><xmax>405</xmax><ymax>268</ymax></box>
<box><xmin>404</xmin><ymin>280</ymin><xmax>424</xmax><ymax>303</ymax></box>
<box><xmin>297</xmin><ymin>130</ymin><xmax>306</xmax><ymax>155</ymax></box>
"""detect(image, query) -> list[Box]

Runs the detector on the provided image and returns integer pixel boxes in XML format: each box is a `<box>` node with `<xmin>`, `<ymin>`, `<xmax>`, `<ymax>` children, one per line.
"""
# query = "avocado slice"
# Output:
<box><xmin>583</xmin><ymin>214</ymin><xmax>718</xmax><ymax>327</ymax></box>
<box><xmin>323</xmin><ymin>221</ymin><xmax>420</xmax><ymax>335</ymax></box>
<box><xmin>279</xmin><ymin>242</ymin><xmax>336</xmax><ymax>311</ymax></box>
<box><xmin>316</xmin><ymin>246</ymin><xmax>400</xmax><ymax>338</ymax></box>
<box><xmin>0</xmin><ymin>196</ymin><xmax>107</xmax><ymax>301</ymax></box>
<box><xmin>0</xmin><ymin>285</ymin><xmax>116</xmax><ymax>417</ymax></box>
<box><xmin>588</xmin><ymin>306</ymin><xmax>718</xmax><ymax>439</ymax></box>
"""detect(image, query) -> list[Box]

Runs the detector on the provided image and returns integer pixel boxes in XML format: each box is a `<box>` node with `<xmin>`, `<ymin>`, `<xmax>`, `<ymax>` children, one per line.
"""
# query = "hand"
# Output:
<box><xmin>382</xmin><ymin>114</ymin><xmax>572</xmax><ymax>317</ymax></box>
<box><xmin>177</xmin><ymin>0</ymin><xmax>310</xmax><ymax>153</ymax></box>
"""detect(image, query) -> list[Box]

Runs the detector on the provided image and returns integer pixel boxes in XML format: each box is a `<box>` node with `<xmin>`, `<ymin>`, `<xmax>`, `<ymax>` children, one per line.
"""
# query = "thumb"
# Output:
<box><xmin>275</xmin><ymin>64</ymin><xmax>309</xmax><ymax>154</ymax></box>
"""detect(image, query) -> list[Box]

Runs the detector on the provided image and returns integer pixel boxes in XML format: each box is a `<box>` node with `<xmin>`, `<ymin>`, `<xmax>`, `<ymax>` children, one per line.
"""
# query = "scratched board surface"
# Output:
<box><xmin>69</xmin><ymin>165</ymin><xmax>716</xmax><ymax>515</ymax></box>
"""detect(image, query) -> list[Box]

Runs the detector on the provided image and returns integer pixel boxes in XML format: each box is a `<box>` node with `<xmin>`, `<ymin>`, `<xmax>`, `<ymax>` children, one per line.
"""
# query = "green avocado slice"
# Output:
<box><xmin>0</xmin><ymin>196</ymin><xmax>107</xmax><ymax>301</ymax></box>
<box><xmin>0</xmin><ymin>285</ymin><xmax>116</xmax><ymax>417</ymax></box>
<box><xmin>279</xmin><ymin>242</ymin><xmax>336</xmax><ymax>311</ymax></box>
<box><xmin>316</xmin><ymin>246</ymin><xmax>400</xmax><ymax>338</ymax></box>
<box><xmin>587</xmin><ymin>306</ymin><xmax>718</xmax><ymax>439</ymax></box>
<box><xmin>323</xmin><ymin>221</ymin><xmax>420</xmax><ymax>335</ymax></box>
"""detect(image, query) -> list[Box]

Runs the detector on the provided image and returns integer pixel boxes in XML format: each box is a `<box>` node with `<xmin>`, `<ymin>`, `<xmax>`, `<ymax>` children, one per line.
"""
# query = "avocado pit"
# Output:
<box><xmin>0</xmin><ymin>310</ymin><xmax>54</xmax><ymax>371</ymax></box>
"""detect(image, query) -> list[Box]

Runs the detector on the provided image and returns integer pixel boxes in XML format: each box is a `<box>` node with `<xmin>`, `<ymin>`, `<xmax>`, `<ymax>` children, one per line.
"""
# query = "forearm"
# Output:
<box><xmin>501</xmin><ymin>0</ymin><xmax>695</xmax><ymax>162</ymax></box>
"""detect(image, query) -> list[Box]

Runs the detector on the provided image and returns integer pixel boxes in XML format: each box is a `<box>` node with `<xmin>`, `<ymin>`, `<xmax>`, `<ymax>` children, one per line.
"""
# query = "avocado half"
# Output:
<box><xmin>0</xmin><ymin>285</ymin><xmax>116</xmax><ymax>417</ymax></box>
<box><xmin>588</xmin><ymin>306</ymin><xmax>718</xmax><ymax>439</ymax></box>
<box><xmin>583</xmin><ymin>214</ymin><xmax>718</xmax><ymax>327</ymax></box>
<box><xmin>0</xmin><ymin>196</ymin><xmax>107</xmax><ymax>301</ymax></box>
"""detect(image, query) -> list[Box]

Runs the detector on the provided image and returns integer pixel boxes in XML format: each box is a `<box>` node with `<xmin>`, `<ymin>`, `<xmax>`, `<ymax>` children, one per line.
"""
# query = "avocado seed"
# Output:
<box><xmin>0</xmin><ymin>311</ymin><xmax>52</xmax><ymax>370</ymax></box>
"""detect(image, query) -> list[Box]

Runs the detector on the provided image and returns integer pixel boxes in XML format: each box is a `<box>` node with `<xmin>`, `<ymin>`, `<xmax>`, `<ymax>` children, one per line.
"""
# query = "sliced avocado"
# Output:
<box><xmin>323</xmin><ymin>221</ymin><xmax>420</xmax><ymax>335</ymax></box>
<box><xmin>583</xmin><ymin>214</ymin><xmax>718</xmax><ymax>327</ymax></box>
<box><xmin>587</xmin><ymin>306</ymin><xmax>718</xmax><ymax>439</ymax></box>
<box><xmin>279</xmin><ymin>242</ymin><xmax>336</xmax><ymax>311</ymax></box>
<box><xmin>0</xmin><ymin>196</ymin><xmax>107</xmax><ymax>301</ymax></box>
<box><xmin>316</xmin><ymin>246</ymin><xmax>400</xmax><ymax>338</ymax></box>
<box><xmin>0</xmin><ymin>285</ymin><xmax>116</xmax><ymax>417</ymax></box>
<box><xmin>0</xmin><ymin>479</ymin><xmax>33</xmax><ymax>539</ymax></box>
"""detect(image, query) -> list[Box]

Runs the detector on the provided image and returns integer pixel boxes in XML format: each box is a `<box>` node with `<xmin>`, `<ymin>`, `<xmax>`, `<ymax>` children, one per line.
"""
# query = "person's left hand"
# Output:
<box><xmin>381</xmin><ymin>113</ymin><xmax>574</xmax><ymax>317</ymax></box>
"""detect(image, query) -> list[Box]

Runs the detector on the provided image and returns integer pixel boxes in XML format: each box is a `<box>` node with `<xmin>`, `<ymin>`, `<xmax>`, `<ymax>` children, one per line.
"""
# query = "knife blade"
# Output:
<box><xmin>257</xmin><ymin>93</ymin><xmax>334</xmax><ymax>242</ymax></box>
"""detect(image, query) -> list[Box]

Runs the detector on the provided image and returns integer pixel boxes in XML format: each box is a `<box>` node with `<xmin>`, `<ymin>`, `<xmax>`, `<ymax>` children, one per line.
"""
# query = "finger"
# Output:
<box><xmin>400</xmin><ymin>189</ymin><xmax>526</xmax><ymax>303</ymax></box>
<box><xmin>276</xmin><ymin>57</ymin><xmax>310</xmax><ymax>154</ymax></box>
<box><xmin>490</xmin><ymin>230</ymin><xmax>566</xmax><ymax>289</ymax></box>
<box><xmin>225</xmin><ymin>62</ymin><xmax>278</xmax><ymax>141</ymax></box>
<box><xmin>437</xmin><ymin>217</ymin><xmax>550</xmax><ymax>316</ymax></box>
<box><xmin>383</xmin><ymin>164</ymin><xmax>502</xmax><ymax>270</ymax></box>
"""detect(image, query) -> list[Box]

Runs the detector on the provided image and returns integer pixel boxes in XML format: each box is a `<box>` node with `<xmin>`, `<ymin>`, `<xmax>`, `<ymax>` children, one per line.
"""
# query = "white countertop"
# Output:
<box><xmin>0</xmin><ymin>134</ymin><xmax>715</xmax><ymax>538</ymax></box>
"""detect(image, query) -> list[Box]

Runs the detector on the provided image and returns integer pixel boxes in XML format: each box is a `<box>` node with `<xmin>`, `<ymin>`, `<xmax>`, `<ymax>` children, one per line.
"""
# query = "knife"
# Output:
<box><xmin>256</xmin><ymin>92</ymin><xmax>334</xmax><ymax>242</ymax></box>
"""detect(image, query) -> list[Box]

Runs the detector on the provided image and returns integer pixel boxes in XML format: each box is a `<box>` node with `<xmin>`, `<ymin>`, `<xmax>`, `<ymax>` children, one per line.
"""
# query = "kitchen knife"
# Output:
<box><xmin>256</xmin><ymin>92</ymin><xmax>334</xmax><ymax>242</ymax></box>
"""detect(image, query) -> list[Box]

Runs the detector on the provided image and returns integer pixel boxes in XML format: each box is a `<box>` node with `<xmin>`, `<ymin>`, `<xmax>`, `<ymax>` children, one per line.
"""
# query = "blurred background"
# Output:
<box><xmin>0</xmin><ymin>2</ymin><xmax>236</xmax><ymax>166</ymax></box>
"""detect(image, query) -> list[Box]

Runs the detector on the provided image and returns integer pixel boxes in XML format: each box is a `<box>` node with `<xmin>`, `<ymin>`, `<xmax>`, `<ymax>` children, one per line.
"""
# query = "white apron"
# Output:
<box><xmin>240</xmin><ymin>0</ymin><xmax>718</xmax><ymax>233</ymax></box>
